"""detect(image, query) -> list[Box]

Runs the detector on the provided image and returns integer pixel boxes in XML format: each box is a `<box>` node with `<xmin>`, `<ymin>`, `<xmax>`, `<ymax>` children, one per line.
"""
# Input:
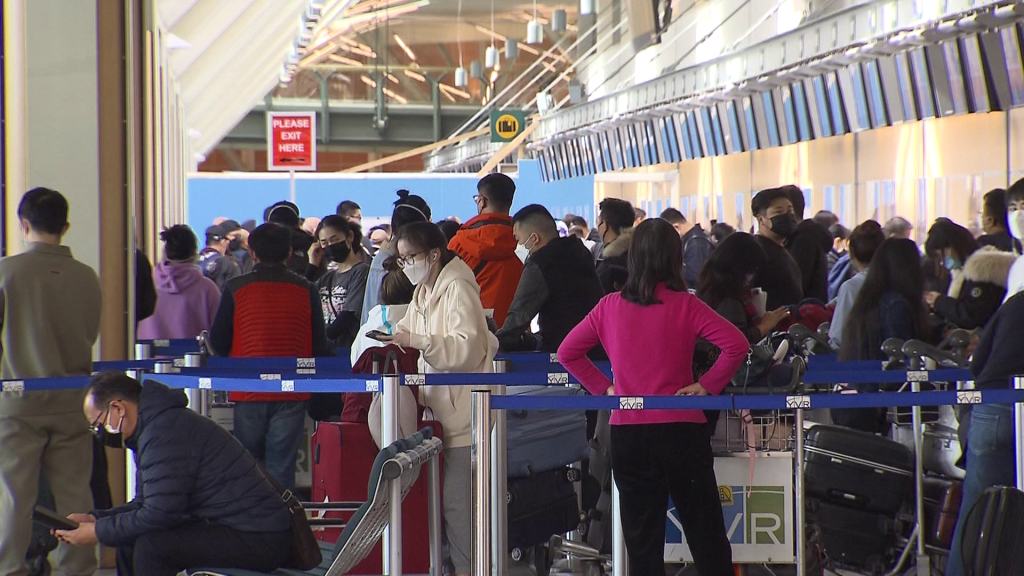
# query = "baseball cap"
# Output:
<box><xmin>205</xmin><ymin>224</ymin><xmax>228</xmax><ymax>241</ymax></box>
<box><xmin>220</xmin><ymin>220</ymin><xmax>242</xmax><ymax>234</ymax></box>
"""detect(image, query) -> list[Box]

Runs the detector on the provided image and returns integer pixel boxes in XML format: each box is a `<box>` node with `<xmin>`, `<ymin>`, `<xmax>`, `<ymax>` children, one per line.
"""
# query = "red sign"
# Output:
<box><xmin>267</xmin><ymin>112</ymin><xmax>317</xmax><ymax>171</ymax></box>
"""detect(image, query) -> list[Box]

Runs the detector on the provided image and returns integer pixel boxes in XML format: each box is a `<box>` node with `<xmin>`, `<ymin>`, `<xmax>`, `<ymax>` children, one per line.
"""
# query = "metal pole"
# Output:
<box><xmin>611</xmin><ymin>474</ymin><xmax>628</xmax><ymax>576</ymax></box>
<box><xmin>492</xmin><ymin>360</ymin><xmax>509</xmax><ymax>576</ymax></box>
<box><xmin>382</xmin><ymin>375</ymin><xmax>402</xmax><ymax>576</ymax></box>
<box><xmin>289</xmin><ymin>170</ymin><xmax>296</xmax><ymax>204</ymax></box>
<box><xmin>1015</xmin><ymin>377</ymin><xmax>1024</xmax><ymax>490</ymax></box>
<box><xmin>428</xmin><ymin>453</ymin><xmax>444</xmax><ymax>576</ymax></box>
<box><xmin>134</xmin><ymin>342</ymin><xmax>153</xmax><ymax>360</ymax></box>
<box><xmin>911</xmin><ymin>380</ymin><xmax>929</xmax><ymax>575</ymax></box>
<box><xmin>473</xmin><ymin>391</ymin><xmax>493</xmax><ymax>576</ymax></box>
<box><xmin>794</xmin><ymin>407</ymin><xmax>806</xmax><ymax>576</ymax></box>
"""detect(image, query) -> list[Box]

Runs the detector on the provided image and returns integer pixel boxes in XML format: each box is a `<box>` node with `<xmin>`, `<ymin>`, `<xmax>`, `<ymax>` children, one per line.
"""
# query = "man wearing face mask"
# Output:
<box><xmin>977</xmin><ymin>188</ymin><xmax>1022</xmax><ymax>254</ymax></box>
<box><xmin>1003</xmin><ymin>179</ymin><xmax>1024</xmax><ymax>301</ymax></box>
<box><xmin>751</xmin><ymin>187</ymin><xmax>804</xmax><ymax>310</ymax></box>
<box><xmin>782</xmin><ymin>186</ymin><xmax>834</xmax><ymax>302</ymax></box>
<box><xmin>497</xmin><ymin>205</ymin><xmax>605</xmax><ymax>353</ymax></box>
<box><xmin>55</xmin><ymin>372</ymin><xmax>292</xmax><ymax>576</ymax></box>
<box><xmin>198</xmin><ymin>222</ymin><xmax>242</xmax><ymax>291</ymax></box>
<box><xmin>595</xmin><ymin>197</ymin><xmax>637</xmax><ymax>294</ymax></box>
<box><xmin>0</xmin><ymin>188</ymin><xmax>102</xmax><ymax>576</ymax></box>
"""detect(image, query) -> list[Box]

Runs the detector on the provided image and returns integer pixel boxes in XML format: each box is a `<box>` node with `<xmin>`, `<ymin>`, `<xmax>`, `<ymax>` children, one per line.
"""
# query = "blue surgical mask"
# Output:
<box><xmin>944</xmin><ymin>256</ymin><xmax>962</xmax><ymax>271</ymax></box>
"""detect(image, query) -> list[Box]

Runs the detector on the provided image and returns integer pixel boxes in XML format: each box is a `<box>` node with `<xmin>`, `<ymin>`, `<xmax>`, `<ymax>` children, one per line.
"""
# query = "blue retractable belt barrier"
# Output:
<box><xmin>93</xmin><ymin>360</ymin><xmax>164</xmax><ymax>371</ymax></box>
<box><xmin>0</xmin><ymin>376</ymin><xmax>91</xmax><ymax>391</ymax></box>
<box><xmin>152</xmin><ymin>374</ymin><xmax>381</xmax><ymax>393</ymax></box>
<box><xmin>802</xmin><ymin>368</ymin><xmax>973</xmax><ymax>384</ymax></box>
<box><xmin>205</xmin><ymin>357</ymin><xmax>353</xmax><ymax>370</ymax></box>
<box><xmin>806</xmin><ymin>357</ymin><xmax>878</xmax><ymax>370</ymax></box>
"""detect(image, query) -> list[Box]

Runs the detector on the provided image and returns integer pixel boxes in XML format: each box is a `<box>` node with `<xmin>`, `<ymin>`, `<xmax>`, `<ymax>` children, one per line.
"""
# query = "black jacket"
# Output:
<box><xmin>497</xmin><ymin>236</ymin><xmax>605</xmax><ymax>353</ymax></box>
<box><xmin>753</xmin><ymin>235</ymin><xmax>804</xmax><ymax>310</ymax></box>
<box><xmin>596</xmin><ymin>229</ymin><xmax>633</xmax><ymax>294</ymax></box>
<box><xmin>786</xmin><ymin>219</ymin><xmax>833</xmax><ymax>302</ymax></box>
<box><xmin>92</xmin><ymin>382</ymin><xmax>290</xmax><ymax>546</ymax></box>
<box><xmin>198</xmin><ymin>248</ymin><xmax>242</xmax><ymax>292</ymax></box>
<box><xmin>135</xmin><ymin>250</ymin><xmax>157</xmax><ymax>322</ymax></box>
<box><xmin>978</xmin><ymin>230</ymin><xmax>1022</xmax><ymax>254</ymax></box>
<box><xmin>681</xmin><ymin>225</ymin><xmax>714</xmax><ymax>289</ymax></box>
<box><xmin>933</xmin><ymin>248</ymin><xmax>1016</xmax><ymax>330</ymax></box>
<box><xmin>970</xmin><ymin>291</ymin><xmax>1024</xmax><ymax>390</ymax></box>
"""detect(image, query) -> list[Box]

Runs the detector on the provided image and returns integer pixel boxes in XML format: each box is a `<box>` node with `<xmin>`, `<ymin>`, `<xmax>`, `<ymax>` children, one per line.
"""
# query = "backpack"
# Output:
<box><xmin>682</xmin><ymin>231</ymin><xmax>715</xmax><ymax>285</ymax></box>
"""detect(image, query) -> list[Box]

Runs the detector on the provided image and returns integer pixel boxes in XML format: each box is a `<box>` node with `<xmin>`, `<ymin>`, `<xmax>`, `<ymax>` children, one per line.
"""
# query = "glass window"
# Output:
<box><xmin>717</xmin><ymin>196</ymin><xmax>724</xmax><ymax>222</ymax></box>
<box><xmin>1002</xmin><ymin>26</ymin><xmax>1024</xmax><ymax>106</ymax></box>
<box><xmin>743</xmin><ymin>97</ymin><xmax>759</xmax><ymax>150</ymax></box>
<box><xmin>762</xmin><ymin>92</ymin><xmax>781</xmax><ymax>147</ymax></box>
<box><xmin>826</xmin><ymin>72</ymin><xmax>849</xmax><ymax>134</ymax></box>
<box><xmin>813</xmin><ymin>76</ymin><xmax>834</xmax><ymax>137</ymax></box>
<box><xmin>792</xmin><ymin>81</ymin><xmax>813</xmax><ymax>141</ymax></box>
<box><xmin>943</xmin><ymin>41</ymin><xmax>969</xmax><ymax>114</ymax></box>
<box><xmin>910</xmin><ymin>49</ymin><xmax>936</xmax><ymax>118</ymax></box>
<box><xmin>864</xmin><ymin>61</ymin><xmax>889</xmax><ymax>127</ymax></box>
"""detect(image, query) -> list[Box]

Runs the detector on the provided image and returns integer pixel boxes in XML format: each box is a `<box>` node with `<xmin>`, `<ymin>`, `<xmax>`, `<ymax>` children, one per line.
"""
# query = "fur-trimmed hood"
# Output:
<box><xmin>600</xmin><ymin>227</ymin><xmax>634</xmax><ymax>259</ymax></box>
<box><xmin>947</xmin><ymin>246</ymin><xmax>1017</xmax><ymax>298</ymax></box>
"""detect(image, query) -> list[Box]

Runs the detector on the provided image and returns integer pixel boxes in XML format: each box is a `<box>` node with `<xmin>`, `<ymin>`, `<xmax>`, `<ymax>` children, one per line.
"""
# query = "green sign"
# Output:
<box><xmin>491</xmin><ymin>110</ymin><xmax>526</xmax><ymax>143</ymax></box>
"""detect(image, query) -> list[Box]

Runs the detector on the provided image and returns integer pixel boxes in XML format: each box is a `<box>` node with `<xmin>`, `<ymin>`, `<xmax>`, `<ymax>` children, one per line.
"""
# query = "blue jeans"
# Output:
<box><xmin>233</xmin><ymin>401</ymin><xmax>307</xmax><ymax>491</ymax></box>
<box><xmin>946</xmin><ymin>404</ymin><xmax>1017</xmax><ymax>576</ymax></box>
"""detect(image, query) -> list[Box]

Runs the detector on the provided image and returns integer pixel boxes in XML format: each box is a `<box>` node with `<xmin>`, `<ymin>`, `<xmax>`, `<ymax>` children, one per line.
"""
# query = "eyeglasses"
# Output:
<box><xmin>89</xmin><ymin>409</ymin><xmax>109</xmax><ymax>436</ymax></box>
<box><xmin>397</xmin><ymin>252</ymin><xmax>426</xmax><ymax>267</ymax></box>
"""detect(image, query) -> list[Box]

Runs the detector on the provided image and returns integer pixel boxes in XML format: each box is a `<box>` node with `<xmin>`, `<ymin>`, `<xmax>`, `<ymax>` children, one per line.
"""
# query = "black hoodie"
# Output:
<box><xmin>786</xmin><ymin>219</ymin><xmax>834</xmax><ymax>302</ymax></box>
<box><xmin>92</xmin><ymin>382</ymin><xmax>290</xmax><ymax>546</ymax></box>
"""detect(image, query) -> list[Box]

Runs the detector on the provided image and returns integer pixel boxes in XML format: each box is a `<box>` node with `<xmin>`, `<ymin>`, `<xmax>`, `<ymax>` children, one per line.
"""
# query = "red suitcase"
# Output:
<box><xmin>310</xmin><ymin>420</ymin><xmax>443</xmax><ymax>575</ymax></box>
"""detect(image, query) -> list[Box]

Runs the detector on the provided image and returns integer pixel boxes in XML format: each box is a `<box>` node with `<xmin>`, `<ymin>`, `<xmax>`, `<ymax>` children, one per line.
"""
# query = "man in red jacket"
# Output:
<box><xmin>449</xmin><ymin>173</ymin><xmax>524</xmax><ymax>326</ymax></box>
<box><xmin>209</xmin><ymin>223</ymin><xmax>332</xmax><ymax>490</ymax></box>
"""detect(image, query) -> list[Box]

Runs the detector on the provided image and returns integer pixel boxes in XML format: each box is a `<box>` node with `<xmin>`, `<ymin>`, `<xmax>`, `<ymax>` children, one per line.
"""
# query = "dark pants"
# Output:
<box><xmin>115</xmin><ymin>523</ymin><xmax>291</xmax><ymax>576</ymax></box>
<box><xmin>610</xmin><ymin>422</ymin><xmax>733</xmax><ymax>576</ymax></box>
<box><xmin>233</xmin><ymin>401</ymin><xmax>307</xmax><ymax>491</ymax></box>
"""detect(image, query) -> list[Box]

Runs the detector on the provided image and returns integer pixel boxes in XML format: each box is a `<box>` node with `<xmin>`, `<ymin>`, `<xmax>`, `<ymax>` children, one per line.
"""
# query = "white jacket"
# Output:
<box><xmin>351</xmin><ymin>304</ymin><xmax>410</xmax><ymax>366</ymax></box>
<box><xmin>1006</xmin><ymin>256</ymin><xmax>1024</xmax><ymax>302</ymax></box>
<box><xmin>398</xmin><ymin>257</ymin><xmax>498</xmax><ymax>448</ymax></box>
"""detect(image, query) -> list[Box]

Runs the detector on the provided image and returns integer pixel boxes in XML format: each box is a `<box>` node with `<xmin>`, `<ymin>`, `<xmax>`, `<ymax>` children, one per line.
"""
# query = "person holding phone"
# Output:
<box><xmin>377</xmin><ymin>221</ymin><xmax>497</xmax><ymax>576</ymax></box>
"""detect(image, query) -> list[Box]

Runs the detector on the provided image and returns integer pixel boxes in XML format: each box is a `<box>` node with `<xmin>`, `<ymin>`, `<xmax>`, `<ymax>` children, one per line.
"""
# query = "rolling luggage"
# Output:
<box><xmin>922</xmin><ymin>476</ymin><xmax>962</xmax><ymax>550</ymax></box>
<box><xmin>808</xmin><ymin>499</ymin><xmax>894</xmax><ymax>571</ymax></box>
<box><xmin>506</xmin><ymin>386</ymin><xmax>590</xmax><ymax>478</ymax></box>
<box><xmin>507</xmin><ymin>467</ymin><xmax>581</xmax><ymax>551</ymax></box>
<box><xmin>310</xmin><ymin>420</ymin><xmax>442</xmax><ymax>575</ymax></box>
<box><xmin>804</xmin><ymin>424</ymin><xmax>913</xmax><ymax>514</ymax></box>
<box><xmin>959</xmin><ymin>486</ymin><xmax>1024</xmax><ymax>576</ymax></box>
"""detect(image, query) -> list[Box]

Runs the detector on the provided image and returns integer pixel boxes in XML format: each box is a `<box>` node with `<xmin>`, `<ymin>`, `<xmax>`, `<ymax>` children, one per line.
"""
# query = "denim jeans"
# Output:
<box><xmin>233</xmin><ymin>401</ymin><xmax>307</xmax><ymax>491</ymax></box>
<box><xmin>946</xmin><ymin>403</ymin><xmax>1017</xmax><ymax>576</ymax></box>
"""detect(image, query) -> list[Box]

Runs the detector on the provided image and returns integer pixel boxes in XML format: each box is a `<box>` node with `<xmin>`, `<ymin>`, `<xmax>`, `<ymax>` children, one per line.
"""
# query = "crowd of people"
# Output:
<box><xmin>4</xmin><ymin>175</ymin><xmax>1024</xmax><ymax>575</ymax></box>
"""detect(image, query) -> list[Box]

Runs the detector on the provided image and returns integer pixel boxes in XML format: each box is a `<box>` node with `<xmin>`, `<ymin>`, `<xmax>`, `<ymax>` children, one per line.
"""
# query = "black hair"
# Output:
<box><xmin>621</xmin><ymin>219</ymin><xmax>688</xmax><ymax>306</ymax></box>
<box><xmin>829</xmin><ymin>223</ymin><xmax>850</xmax><ymax>241</ymax></box>
<box><xmin>815</xmin><ymin>210</ymin><xmax>839</xmax><ymax>229</ymax></box>
<box><xmin>982</xmin><ymin>188</ymin><xmax>1010</xmax><ymax>231</ymax></box>
<box><xmin>634</xmin><ymin>208</ymin><xmax>647</xmax><ymax>221</ymax></box>
<box><xmin>567</xmin><ymin>215</ymin><xmax>588</xmax><ymax>229</ymax></box>
<box><xmin>395</xmin><ymin>221</ymin><xmax>455</xmax><ymax>267</ymax></box>
<box><xmin>598</xmin><ymin>198</ymin><xmax>635</xmax><ymax>234</ymax></box>
<box><xmin>161</xmin><ymin>225</ymin><xmax>198</xmax><ymax>262</ymax></box>
<box><xmin>781</xmin><ymin>185</ymin><xmax>805</xmax><ymax>218</ymax></box>
<box><xmin>87</xmin><ymin>371</ymin><xmax>143</xmax><ymax>406</ymax></box>
<box><xmin>848</xmin><ymin>220</ymin><xmax>885</xmax><ymax>265</ymax></box>
<box><xmin>695</xmin><ymin>232</ymin><xmax>767</xmax><ymax>310</ymax></box>
<box><xmin>1009</xmin><ymin>177</ymin><xmax>1024</xmax><ymax>204</ymax></box>
<box><xmin>512</xmin><ymin>204</ymin><xmax>558</xmax><ymax>235</ymax></box>
<box><xmin>659</xmin><ymin>208</ymin><xmax>686</xmax><ymax>225</ymax></box>
<box><xmin>318</xmin><ymin>214</ymin><xmax>363</xmax><ymax>248</ymax></box>
<box><xmin>265</xmin><ymin>201</ymin><xmax>301</xmax><ymax>228</ymax></box>
<box><xmin>391</xmin><ymin>190</ymin><xmax>432</xmax><ymax>233</ymax></box>
<box><xmin>924</xmin><ymin>218</ymin><xmax>979</xmax><ymax>262</ymax></box>
<box><xmin>17</xmin><ymin>187</ymin><xmax>69</xmax><ymax>235</ymax></box>
<box><xmin>840</xmin><ymin>238</ymin><xmax>927</xmax><ymax>362</ymax></box>
<box><xmin>711</xmin><ymin>222</ymin><xmax>735</xmax><ymax>243</ymax></box>
<box><xmin>477</xmin><ymin>173</ymin><xmax>516</xmax><ymax>212</ymax></box>
<box><xmin>380</xmin><ymin>255</ymin><xmax>415</xmax><ymax>305</ymax></box>
<box><xmin>336</xmin><ymin>200</ymin><xmax>361</xmax><ymax>218</ymax></box>
<box><xmin>751</xmin><ymin>187</ymin><xmax>793</xmax><ymax>217</ymax></box>
<box><xmin>248</xmin><ymin>222</ymin><xmax>292</xmax><ymax>264</ymax></box>
<box><xmin>436</xmin><ymin>220</ymin><xmax>460</xmax><ymax>243</ymax></box>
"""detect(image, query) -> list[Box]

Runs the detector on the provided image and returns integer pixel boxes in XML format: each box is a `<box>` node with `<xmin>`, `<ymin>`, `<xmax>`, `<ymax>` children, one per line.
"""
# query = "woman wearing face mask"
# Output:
<box><xmin>378</xmin><ymin>221</ymin><xmax>498</xmax><ymax>576</ymax></box>
<box><xmin>307</xmin><ymin>215</ymin><xmax>370</xmax><ymax>348</ymax></box>
<box><xmin>139</xmin><ymin>225</ymin><xmax>222</xmax><ymax>341</ymax></box>
<box><xmin>924</xmin><ymin>218</ymin><xmax>1015</xmax><ymax>331</ymax></box>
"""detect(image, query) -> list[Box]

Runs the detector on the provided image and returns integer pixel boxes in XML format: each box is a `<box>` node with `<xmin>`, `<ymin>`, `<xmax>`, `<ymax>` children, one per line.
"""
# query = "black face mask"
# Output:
<box><xmin>324</xmin><ymin>242</ymin><xmax>351</xmax><ymax>263</ymax></box>
<box><xmin>769</xmin><ymin>214</ymin><xmax>798</xmax><ymax>238</ymax></box>
<box><xmin>228</xmin><ymin>238</ymin><xmax>243</xmax><ymax>252</ymax></box>
<box><xmin>93</xmin><ymin>413</ymin><xmax>125</xmax><ymax>449</ymax></box>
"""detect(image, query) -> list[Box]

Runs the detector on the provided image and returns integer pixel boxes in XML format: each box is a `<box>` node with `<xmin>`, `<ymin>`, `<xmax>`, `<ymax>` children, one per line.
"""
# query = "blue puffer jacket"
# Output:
<box><xmin>827</xmin><ymin>253</ymin><xmax>853</xmax><ymax>301</ymax></box>
<box><xmin>93</xmin><ymin>382</ymin><xmax>290</xmax><ymax>546</ymax></box>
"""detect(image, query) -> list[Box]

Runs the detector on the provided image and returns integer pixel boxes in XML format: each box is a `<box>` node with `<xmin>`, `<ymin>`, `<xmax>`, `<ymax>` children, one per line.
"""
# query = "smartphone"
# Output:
<box><xmin>33</xmin><ymin>507</ymin><xmax>79</xmax><ymax>531</ymax></box>
<box><xmin>365</xmin><ymin>330</ymin><xmax>390</xmax><ymax>341</ymax></box>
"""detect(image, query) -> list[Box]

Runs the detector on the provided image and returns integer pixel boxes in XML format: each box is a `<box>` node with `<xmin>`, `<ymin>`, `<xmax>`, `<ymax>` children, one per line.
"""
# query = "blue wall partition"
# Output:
<box><xmin>187</xmin><ymin>160</ymin><xmax>596</xmax><ymax>231</ymax></box>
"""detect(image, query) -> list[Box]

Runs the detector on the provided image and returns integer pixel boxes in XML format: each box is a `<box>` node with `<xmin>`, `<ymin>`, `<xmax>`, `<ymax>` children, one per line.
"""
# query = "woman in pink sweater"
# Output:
<box><xmin>558</xmin><ymin>218</ymin><xmax>748</xmax><ymax>576</ymax></box>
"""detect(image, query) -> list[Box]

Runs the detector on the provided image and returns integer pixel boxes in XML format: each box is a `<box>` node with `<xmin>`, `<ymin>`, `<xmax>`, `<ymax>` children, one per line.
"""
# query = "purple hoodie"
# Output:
<box><xmin>138</xmin><ymin>262</ymin><xmax>221</xmax><ymax>340</ymax></box>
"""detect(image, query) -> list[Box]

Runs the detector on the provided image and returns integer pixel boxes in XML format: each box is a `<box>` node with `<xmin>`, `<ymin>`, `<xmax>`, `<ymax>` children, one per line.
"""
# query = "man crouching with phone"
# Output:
<box><xmin>55</xmin><ymin>371</ymin><xmax>292</xmax><ymax>576</ymax></box>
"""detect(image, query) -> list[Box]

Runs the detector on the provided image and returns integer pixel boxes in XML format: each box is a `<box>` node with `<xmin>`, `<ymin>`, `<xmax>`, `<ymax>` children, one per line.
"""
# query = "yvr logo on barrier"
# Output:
<box><xmin>666</xmin><ymin>485</ymin><xmax>787</xmax><ymax>546</ymax></box>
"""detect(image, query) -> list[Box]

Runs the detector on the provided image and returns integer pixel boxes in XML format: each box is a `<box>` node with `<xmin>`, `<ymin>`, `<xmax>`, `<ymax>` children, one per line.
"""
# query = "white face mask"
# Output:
<box><xmin>1010</xmin><ymin>210</ymin><xmax>1024</xmax><ymax>241</ymax></box>
<box><xmin>402</xmin><ymin>255</ymin><xmax>433</xmax><ymax>286</ymax></box>
<box><xmin>514</xmin><ymin>235</ymin><xmax>537</xmax><ymax>264</ymax></box>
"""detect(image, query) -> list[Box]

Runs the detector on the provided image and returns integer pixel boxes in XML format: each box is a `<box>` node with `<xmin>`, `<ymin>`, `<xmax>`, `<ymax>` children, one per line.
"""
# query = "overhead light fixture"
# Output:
<box><xmin>404</xmin><ymin>69</ymin><xmax>427</xmax><ymax>82</ymax></box>
<box><xmin>440</xmin><ymin>83</ymin><xmax>471</xmax><ymax>99</ymax></box>
<box><xmin>474</xmin><ymin>25</ymin><xmax>539</xmax><ymax>55</ymax></box>
<box><xmin>387</xmin><ymin>73</ymin><xmax>400</xmax><ymax>84</ymax></box>
<box><xmin>394</xmin><ymin>34</ymin><xmax>417</xmax><ymax>61</ymax></box>
<box><xmin>580</xmin><ymin>0</ymin><xmax>593</xmax><ymax>16</ymax></box>
<box><xmin>383</xmin><ymin>87</ymin><xmax>408</xmax><ymax>104</ymax></box>
<box><xmin>527</xmin><ymin>20</ymin><xmax>543</xmax><ymax>44</ymax></box>
<box><xmin>552</xmin><ymin>9</ymin><xmax>567</xmax><ymax>32</ymax></box>
<box><xmin>439</xmin><ymin>89</ymin><xmax>457</xmax><ymax>103</ymax></box>
<box><xmin>470</xmin><ymin>60</ymin><xmax>483</xmax><ymax>79</ymax></box>
<box><xmin>328</xmin><ymin>54</ymin><xmax>363</xmax><ymax>66</ymax></box>
<box><xmin>361</xmin><ymin>75</ymin><xmax>377</xmax><ymax>88</ymax></box>
<box><xmin>485</xmin><ymin>46</ymin><xmax>498</xmax><ymax>68</ymax></box>
<box><xmin>505</xmin><ymin>38</ymin><xmax>519</xmax><ymax>60</ymax></box>
<box><xmin>490</xmin><ymin>69</ymin><xmax>499</xmax><ymax>83</ymax></box>
<box><xmin>455</xmin><ymin>67</ymin><xmax>468</xmax><ymax>87</ymax></box>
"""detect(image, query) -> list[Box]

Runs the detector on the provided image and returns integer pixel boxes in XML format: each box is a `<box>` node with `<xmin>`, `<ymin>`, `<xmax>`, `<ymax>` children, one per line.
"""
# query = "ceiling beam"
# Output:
<box><xmin>170</xmin><ymin>0</ymin><xmax>259</xmax><ymax>76</ymax></box>
<box><xmin>341</xmin><ymin>127</ymin><xmax>489</xmax><ymax>173</ymax></box>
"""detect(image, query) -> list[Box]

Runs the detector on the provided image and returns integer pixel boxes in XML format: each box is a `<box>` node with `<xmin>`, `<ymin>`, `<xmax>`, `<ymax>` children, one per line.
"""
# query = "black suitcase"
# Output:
<box><xmin>960</xmin><ymin>486</ymin><xmax>1024</xmax><ymax>575</ymax></box>
<box><xmin>804</xmin><ymin>424</ymin><xmax>913</xmax><ymax>514</ymax></box>
<box><xmin>809</xmin><ymin>499</ymin><xmax>894</xmax><ymax>572</ymax></box>
<box><xmin>507</xmin><ymin>467</ymin><xmax>580</xmax><ymax>551</ymax></box>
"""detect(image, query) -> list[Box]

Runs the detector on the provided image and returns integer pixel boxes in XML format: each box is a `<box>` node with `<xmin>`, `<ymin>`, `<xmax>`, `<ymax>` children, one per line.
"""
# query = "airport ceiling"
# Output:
<box><xmin>162</xmin><ymin>0</ymin><xmax>580</xmax><ymax>157</ymax></box>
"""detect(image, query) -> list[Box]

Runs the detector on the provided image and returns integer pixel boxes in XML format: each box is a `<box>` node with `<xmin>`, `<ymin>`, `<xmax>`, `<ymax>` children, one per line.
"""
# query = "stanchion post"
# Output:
<box><xmin>910</xmin><ymin>380</ymin><xmax>929</xmax><ymax>574</ymax></box>
<box><xmin>382</xmin><ymin>375</ymin><xmax>402</xmax><ymax>576</ymax></box>
<box><xmin>611</xmin><ymin>473</ymin><xmax>628</xmax><ymax>576</ymax></box>
<box><xmin>491</xmin><ymin>360</ymin><xmax>509</xmax><ymax>576</ymax></box>
<box><xmin>794</xmin><ymin>407</ymin><xmax>806</xmax><ymax>576</ymax></box>
<box><xmin>428</xmin><ymin>452</ymin><xmax>444</xmax><ymax>576</ymax></box>
<box><xmin>1016</xmin><ymin>377</ymin><xmax>1024</xmax><ymax>491</ymax></box>
<box><xmin>472</xmin><ymin>390</ymin><xmax>493</xmax><ymax>576</ymax></box>
<box><xmin>134</xmin><ymin>342</ymin><xmax>152</xmax><ymax>360</ymax></box>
